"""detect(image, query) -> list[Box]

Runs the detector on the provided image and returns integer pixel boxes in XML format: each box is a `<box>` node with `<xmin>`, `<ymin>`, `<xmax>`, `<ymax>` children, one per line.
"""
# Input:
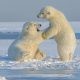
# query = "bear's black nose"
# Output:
<box><xmin>39</xmin><ymin>24</ymin><xmax>41</xmax><ymax>26</ymax></box>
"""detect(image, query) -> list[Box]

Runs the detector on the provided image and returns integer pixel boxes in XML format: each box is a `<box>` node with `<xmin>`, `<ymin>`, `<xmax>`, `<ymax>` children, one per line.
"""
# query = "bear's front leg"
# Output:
<box><xmin>34</xmin><ymin>49</ymin><xmax>46</xmax><ymax>60</ymax></box>
<box><xmin>42</xmin><ymin>26</ymin><xmax>58</xmax><ymax>39</ymax></box>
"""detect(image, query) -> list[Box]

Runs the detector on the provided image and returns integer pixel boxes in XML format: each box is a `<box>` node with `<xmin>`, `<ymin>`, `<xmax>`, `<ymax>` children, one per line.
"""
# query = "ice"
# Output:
<box><xmin>0</xmin><ymin>56</ymin><xmax>80</xmax><ymax>71</ymax></box>
<box><xmin>0</xmin><ymin>22</ymin><xmax>79</xmax><ymax>32</ymax></box>
<box><xmin>0</xmin><ymin>76</ymin><xmax>6</xmax><ymax>80</ymax></box>
<box><xmin>0</xmin><ymin>57</ymin><xmax>79</xmax><ymax>79</ymax></box>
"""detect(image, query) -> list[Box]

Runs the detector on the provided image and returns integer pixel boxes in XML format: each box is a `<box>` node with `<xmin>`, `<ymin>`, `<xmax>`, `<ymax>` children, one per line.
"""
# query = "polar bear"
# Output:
<box><xmin>37</xmin><ymin>6</ymin><xmax>77</xmax><ymax>62</ymax></box>
<box><xmin>8</xmin><ymin>22</ymin><xmax>46</xmax><ymax>61</ymax></box>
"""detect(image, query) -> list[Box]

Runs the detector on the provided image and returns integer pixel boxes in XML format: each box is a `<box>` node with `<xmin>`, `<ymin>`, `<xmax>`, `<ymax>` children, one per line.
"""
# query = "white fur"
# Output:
<box><xmin>38</xmin><ymin>6</ymin><xmax>77</xmax><ymax>62</ymax></box>
<box><xmin>8</xmin><ymin>22</ymin><xmax>46</xmax><ymax>61</ymax></box>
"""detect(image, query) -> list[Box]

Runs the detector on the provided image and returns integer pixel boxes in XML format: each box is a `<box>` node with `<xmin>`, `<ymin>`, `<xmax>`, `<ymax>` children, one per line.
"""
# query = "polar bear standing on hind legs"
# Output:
<box><xmin>37</xmin><ymin>6</ymin><xmax>77</xmax><ymax>62</ymax></box>
<box><xmin>8</xmin><ymin>22</ymin><xmax>46</xmax><ymax>61</ymax></box>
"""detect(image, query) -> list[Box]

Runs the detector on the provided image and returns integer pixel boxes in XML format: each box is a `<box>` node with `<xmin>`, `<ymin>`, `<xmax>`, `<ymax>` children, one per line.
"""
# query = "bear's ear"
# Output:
<box><xmin>23</xmin><ymin>22</ymin><xmax>29</xmax><ymax>27</ymax></box>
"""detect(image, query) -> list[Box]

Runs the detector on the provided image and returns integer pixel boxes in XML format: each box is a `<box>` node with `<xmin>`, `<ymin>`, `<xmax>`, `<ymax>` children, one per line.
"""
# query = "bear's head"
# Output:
<box><xmin>37</xmin><ymin>6</ymin><xmax>61</xmax><ymax>20</ymax></box>
<box><xmin>22</xmin><ymin>22</ymin><xmax>41</xmax><ymax>36</ymax></box>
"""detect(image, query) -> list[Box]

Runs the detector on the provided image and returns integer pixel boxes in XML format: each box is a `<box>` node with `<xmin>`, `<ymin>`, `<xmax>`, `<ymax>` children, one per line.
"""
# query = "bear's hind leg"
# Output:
<box><xmin>69</xmin><ymin>53</ymin><xmax>73</xmax><ymax>61</ymax></box>
<box><xmin>34</xmin><ymin>49</ymin><xmax>46</xmax><ymax>60</ymax></box>
<box><xmin>59</xmin><ymin>53</ymin><xmax>71</xmax><ymax>62</ymax></box>
<box><xmin>57</xmin><ymin>45</ymin><xmax>75</xmax><ymax>62</ymax></box>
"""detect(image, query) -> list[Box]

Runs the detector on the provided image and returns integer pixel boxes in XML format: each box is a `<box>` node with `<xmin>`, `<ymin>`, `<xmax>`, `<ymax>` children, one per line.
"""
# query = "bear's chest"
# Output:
<box><xmin>17</xmin><ymin>40</ymin><xmax>38</xmax><ymax>52</ymax></box>
<box><xmin>33</xmin><ymin>35</ymin><xmax>43</xmax><ymax>44</ymax></box>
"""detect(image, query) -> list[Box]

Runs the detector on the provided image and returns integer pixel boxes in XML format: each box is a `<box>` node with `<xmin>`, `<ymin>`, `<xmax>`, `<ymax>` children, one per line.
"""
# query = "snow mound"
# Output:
<box><xmin>0</xmin><ymin>57</ymin><xmax>80</xmax><ymax>70</ymax></box>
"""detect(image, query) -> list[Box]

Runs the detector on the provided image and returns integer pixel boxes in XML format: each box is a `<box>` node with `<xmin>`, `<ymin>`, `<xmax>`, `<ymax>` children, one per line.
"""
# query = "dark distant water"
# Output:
<box><xmin>0</xmin><ymin>32</ymin><xmax>20</xmax><ymax>39</ymax></box>
<box><xmin>0</xmin><ymin>32</ymin><xmax>80</xmax><ymax>39</ymax></box>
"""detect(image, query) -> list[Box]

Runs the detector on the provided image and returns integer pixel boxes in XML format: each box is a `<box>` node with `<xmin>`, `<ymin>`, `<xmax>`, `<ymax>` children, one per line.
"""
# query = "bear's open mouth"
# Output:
<box><xmin>37</xmin><ymin>28</ymin><xmax>40</xmax><ymax>31</ymax></box>
<box><xmin>37</xmin><ymin>24</ymin><xmax>42</xmax><ymax>31</ymax></box>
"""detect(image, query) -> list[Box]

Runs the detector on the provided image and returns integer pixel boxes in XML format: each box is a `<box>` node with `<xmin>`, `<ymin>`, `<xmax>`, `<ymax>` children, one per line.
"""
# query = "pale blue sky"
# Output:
<box><xmin>0</xmin><ymin>0</ymin><xmax>79</xmax><ymax>21</ymax></box>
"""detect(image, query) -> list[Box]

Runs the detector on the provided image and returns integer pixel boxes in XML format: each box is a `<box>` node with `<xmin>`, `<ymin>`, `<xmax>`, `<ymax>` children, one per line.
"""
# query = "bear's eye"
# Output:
<box><xmin>26</xmin><ymin>27</ymin><xmax>29</xmax><ymax>30</ymax></box>
<box><xmin>41</xmin><ymin>12</ymin><xmax>44</xmax><ymax>14</ymax></box>
<box><xmin>34</xmin><ymin>24</ymin><xmax>37</xmax><ymax>26</ymax></box>
<box><xmin>47</xmin><ymin>12</ymin><xmax>50</xmax><ymax>15</ymax></box>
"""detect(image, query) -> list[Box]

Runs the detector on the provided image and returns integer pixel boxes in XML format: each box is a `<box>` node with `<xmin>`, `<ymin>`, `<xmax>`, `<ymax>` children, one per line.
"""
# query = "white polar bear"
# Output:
<box><xmin>37</xmin><ymin>6</ymin><xmax>77</xmax><ymax>62</ymax></box>
<box><xmin>8</xmin><ymin>22</ymin><xmax>46</xmax><ymax>61</ymax></box>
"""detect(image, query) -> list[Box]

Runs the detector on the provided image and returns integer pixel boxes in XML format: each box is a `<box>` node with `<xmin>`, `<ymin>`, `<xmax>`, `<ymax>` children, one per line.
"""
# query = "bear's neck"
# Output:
<box><xmin>49</xmin><ymin>19</ymin><xmax>57</xmax><ymax>27</ymax></box>
<box><xmin>21</xmin><ymin>31</ymin><xmax>38</xmax><ymax>38</ymax></box>
<box><xmin>28</xmin><ymin>31</ymin><xmax>37</xmax><ymax>36</ymax></box>
<box><xmin>49</xmin><ymin>14</ymin><xmax>68</xmax><ymax>27</ymax></box>
<box><xmin>28</xmin><ymin>31</ymin><xmax>38</xmax><ymax>36</ymax></box>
